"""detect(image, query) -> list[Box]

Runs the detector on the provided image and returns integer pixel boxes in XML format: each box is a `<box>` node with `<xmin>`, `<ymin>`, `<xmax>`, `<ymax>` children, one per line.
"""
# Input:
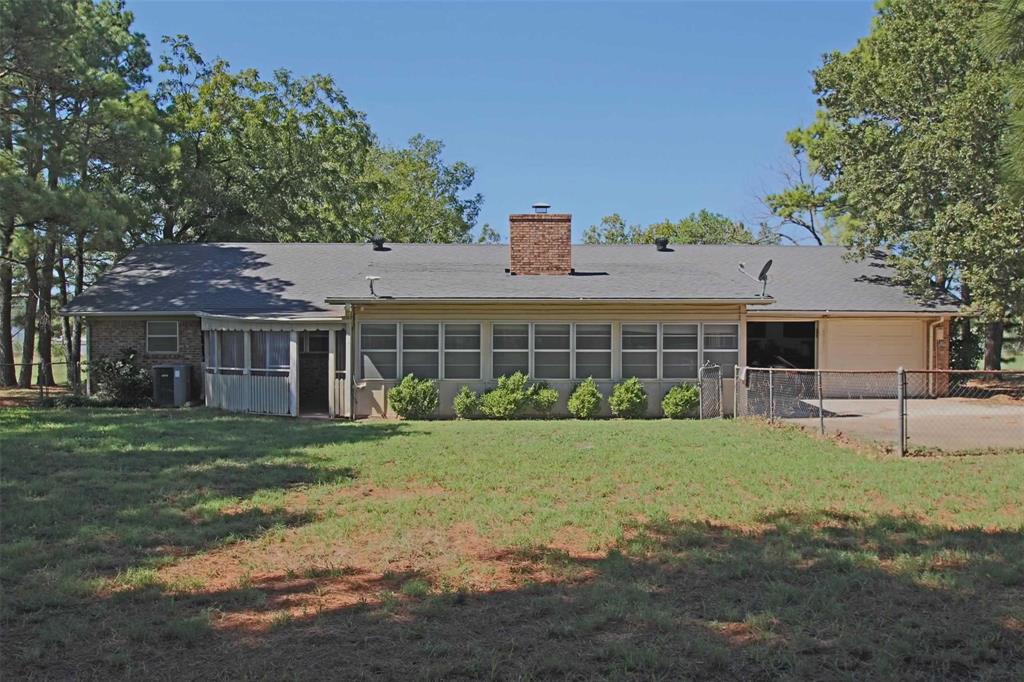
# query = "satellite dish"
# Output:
<box><xmin>737</xmin><ymin>259</ymin><xmax>773</xmax><ymax>297</ymax></box>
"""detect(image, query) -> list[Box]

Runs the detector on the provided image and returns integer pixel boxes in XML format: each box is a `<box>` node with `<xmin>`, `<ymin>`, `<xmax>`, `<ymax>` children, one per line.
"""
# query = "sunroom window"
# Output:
<box><xmin>533</xmin><ymin>323</ymin><xmax>570</xmax><ymax>379</ymax></box>
<box><xmin>401</xmin><ymin>323</ymin><xmax>440</xmax><ymax>378</ymax></box>
<box><xmin>574</xmin><ymin>324</ymin><xmax>611</xmax><ymax>379</ymax></box>
<box><xmin>662</xmin><ymin>324</ymin><xmax>699</xmax><ymax>379</ymax></box>
<box><xmin>360</xmin><ymin>323</ymin><xmax>398</xmax><ymax>379</ymax></box>
<box><xmin>621</xmin><ymin>323</ymin><xmax>658</xmax><ymax>378</ymax></box>
<box><xmin>492</xmin><ymin>323</ymin><xmax>529</xmax><ymax>377</ymax></box>
<box><xmin>251</xmin><ymin>331</ymin><xmax>289</xmax><ymax>374</ymax></box>
<box><xmin>702</xmin><ymin>323</ymin><xmax>739</xmax><ymax>377</ymax></box>
<box><xmin>443</xmin><ymin>323</ymin><xmax>481</xmax><ymax>379</ymax></box>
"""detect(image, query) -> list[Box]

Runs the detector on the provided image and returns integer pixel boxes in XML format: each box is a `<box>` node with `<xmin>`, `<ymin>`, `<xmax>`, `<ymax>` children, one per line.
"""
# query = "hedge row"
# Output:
<box><xmin>387</xmin><ymin>372</ymin><xmax>701</xmax><ymax>420</ymax></box>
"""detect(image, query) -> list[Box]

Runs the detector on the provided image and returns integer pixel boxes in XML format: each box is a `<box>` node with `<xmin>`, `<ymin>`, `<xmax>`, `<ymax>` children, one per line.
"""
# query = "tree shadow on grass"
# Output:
<box><xmin>0</xmin><ymin>409</ymin><xmax>414</xmax><ymax>638</ymax></box>
<box><xmin>8</xmin><ymin>510</ymin><xmax>1022</xmax><ymax>679</ymax></box>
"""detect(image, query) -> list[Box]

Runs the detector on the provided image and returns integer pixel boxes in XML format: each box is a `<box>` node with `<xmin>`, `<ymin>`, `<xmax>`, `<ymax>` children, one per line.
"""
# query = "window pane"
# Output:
<box><xmin>219</xmin><ymin>331</ymin><xmax>244</xmax><ymax>368</ymax></box>
<box><xmin>703</xmin><ymin>351</ymin><xmax>738</xmax><ymax>377</ymax></box>
<box><xmin>148</xmin><ymin>321</ymin><xmax>177</xmax><ymax>337</ymax></box>
<box><xmin>534</xmin><ymin>351</ymin><xmax>570</xmax><ymax>379</ymax></box>
<box><xmin>663</xmin><ymin>351</ymin><xmax>698</xmax><ymax>379</ymax></box>
<box><xmin>403</xmin><ymin>323</ymin><xmax>439</xmax><ymax>350</ymax></box>
<box><xmin>534</xmin><ymin>324</ymin><xmax>570</xmax><ymax>350</ymax></box>
<box><xmin>444</xmin><ymin>351</ymin><xmax>480</xmax><ymax>379</ymax></box>
<box><xmin>622</xmin><ymin>351</ymin><xmax>658</xmax><ymax>379</ymax></box>
<box><xmin>575</xmin><ymin>324</ymin><xmax>611</xmax><ymax>350</ymax></box>
<box><xmin>362</xmin><ymin>351</ymin><xmax>398</xmax><ymax>379</ymax></box>
<box><xmin>252</xmin><ymin>331</ymin><xmax>289</xmax><ymax>369</ymax></box>
<box><xmin>663</xmin><ymin>324</ymin><xmax>698</xmax><ymax>350</ymax></box>
<box><xmin>493</xmin><ymin>351</ymin><xmax>529</xmax><ymax>377</ymax></box>
<box><xmin>148</xmin><ymin>336</ymin><xmax>177</xmax><ymax>353</ymax></box>
<box><xmin>703</xmin><ymin>324</ymin><xmax>738</xmax><ymax>350</ymax></box>
<box><xmin>575</xmin><ymin>351</ymin><xmax>611</xmax><ymax>379</ymax></box>
<box><xmin>361</xmin><ymin>324</ymin><xmax>397</xmax><ymax>350</ymax></box>
<box><xmin>444</xmin><ymin>324</ymin><xmax>480</xmax><ymax>350</ymax></box>
<box><xmin>402</xmin><ymin>351</ymin><xmax>439</xmax><ymax>378</ymax></box>
<box><xmin>493</xmin><ymin>323</ymin><xmax>528</xmax><ymax>350</ymax></box>
<box><xmin>622</xmin><ymin>324</ymin><xmax>657</xmax><ymax>350</ymax></box>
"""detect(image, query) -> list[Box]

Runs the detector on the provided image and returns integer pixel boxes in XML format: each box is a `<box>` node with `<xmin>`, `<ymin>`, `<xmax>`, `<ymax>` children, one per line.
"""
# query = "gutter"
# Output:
<box><xmin>326</xmin><ymin>296</ymin><xmax>777</xmax><ymax>306</ymax></box>
<box><xmin>747</xmin><ymin>310</ymin><xmax>958</xmax><ymax>318</ymax></box>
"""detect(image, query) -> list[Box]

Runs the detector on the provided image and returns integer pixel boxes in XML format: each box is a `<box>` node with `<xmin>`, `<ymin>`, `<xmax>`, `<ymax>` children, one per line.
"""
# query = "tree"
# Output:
<box><xmin>982</xmin><ymin>0</ymin><xmax>1024</xmax><ymax>197</ymax></box>
<box><xmin>761</xmin><ymin>120</ymin><xmax>850</xmax><ymax>245</ymax></box>
<box><xmin>583</xmin><ymin>210</ymin><xmax>756</xmax><ymax>245</ymax></box>
<box><xmin>355</xmin><ymin>134</ymin><xmax>482</xmax><ymax>243</ymax></box>
<box><xmin>1</xmin><ymin>0</ymin><xmax>153</xmax><ymax>386</ymax></box>
<box><xmin>802</xmin><ymin>0</ymin><xmax>1024</xmax><ymax>369</ymax></box>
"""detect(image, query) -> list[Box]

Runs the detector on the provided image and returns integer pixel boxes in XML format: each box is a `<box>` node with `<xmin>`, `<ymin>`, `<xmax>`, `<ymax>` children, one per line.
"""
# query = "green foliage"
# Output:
<box><xmin>478</xmin><ymin>372</ymin><xmax>558</xmax><ymax>419</ymax></box>
<box><xmin>609</xmin><ymin>378</ymin><xmax>648</xmax><ymax>419</ymax></box>
<box><xmin>530</xmin><ymin>384</ymin><xmax>560</xmax><ymax>416</ymax></box>
<box><xmin>567</xmin><ymin>378</ymin><xmax>603</xmax><ymax>419</ymax></box>
<box><xmin>453</xmin><ymin>385</ymin><xmax>481</xmax><ymax>419</ymax></box>
<box><xmin>90</xmin><ymin>349</ymin><xmax>152</xmax><ymax>406</ymax></box>
<box><xmin>387</xmin><ymin>374</ymin><xmax>439</xmax><ymax>419</ymax></box>
<box><xmin>802</xmin><ymin>0</ymin><xmax>1024</xmax><ymax>337</ymax></box>
<box><xmin>661</xmin><ymin>384</ymin><xmax>700</xmax><ymax>419</ymax></box>
<box><xmin>582</xmin><ymin>211</ymin><xmax>754</xmax><ymax>245</ymax></box>
<box><xmin>479</xmin><ymin>372</ymin><xmax>532</xmax><ymax>419</ymax></box>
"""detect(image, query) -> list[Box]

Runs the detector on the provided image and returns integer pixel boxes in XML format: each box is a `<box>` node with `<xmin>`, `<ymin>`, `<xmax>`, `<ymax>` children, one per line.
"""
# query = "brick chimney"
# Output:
<box><xmin>509</xmin><ymin>204</ymin><xmax>572</xmax><ymax>275</ymax></box>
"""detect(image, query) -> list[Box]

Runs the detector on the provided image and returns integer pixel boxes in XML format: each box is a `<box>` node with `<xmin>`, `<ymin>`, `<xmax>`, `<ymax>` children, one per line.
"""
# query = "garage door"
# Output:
<box><xmin>823</xmin><ymin>319</ymin><xmax>926</xmax><ymax>370</ymax></box>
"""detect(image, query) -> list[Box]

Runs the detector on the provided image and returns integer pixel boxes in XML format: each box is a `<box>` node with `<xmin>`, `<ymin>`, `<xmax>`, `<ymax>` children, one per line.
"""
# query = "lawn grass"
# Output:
<box><xmin>2</xmin><ymin>408</ymin><xmax>1022</xmax><ymax>679</ymax></box>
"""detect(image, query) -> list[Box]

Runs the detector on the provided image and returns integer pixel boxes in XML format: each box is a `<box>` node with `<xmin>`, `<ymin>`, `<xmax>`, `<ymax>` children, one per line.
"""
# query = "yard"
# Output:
<box><xmin>1</xmin><ymin>409</ymin><xmax>1022</xmax><ymax>679</ymax></box>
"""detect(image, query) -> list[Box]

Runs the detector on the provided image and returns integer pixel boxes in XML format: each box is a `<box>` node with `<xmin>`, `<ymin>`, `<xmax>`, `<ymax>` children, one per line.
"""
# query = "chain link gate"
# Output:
<box><xmin>698</xmin><ymin>363</ymin><xmax>723</xmax><ymax>419</ymax></box>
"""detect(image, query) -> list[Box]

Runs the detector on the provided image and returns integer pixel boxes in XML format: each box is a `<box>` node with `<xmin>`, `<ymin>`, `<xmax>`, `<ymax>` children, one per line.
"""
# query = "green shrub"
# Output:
<box><xmin>479</xmin><ymin>372</ymin><xmax>558</xmax><ymax>419</ymax></box>
<box><xmin>530</xmin><ymin>383</ymin><xmax>560</xmax><ymax>416</ymax></box>
<box><xmin>567</xmin><ymin>377</ymin><xmax>603</xmax><ymax>419</ymax></box>
<box><xmin>387</xmin><ymin>374</ymin><xmax>439</xmax><ymax>419</ymax></box>
<box><xmin>662</xmin><ymin>383</ymin><xmax>700</xmax><ymax>419</ymax></box>
<box><xmin>90</xmin><ymin>349</ymin><xmax>152</xmax><ymax>406</ymax></box>
<box><xmin>453</xmin><ymin>385</ymin><xmax>480</xmax><ymax>419</ymax></box>
<box><xmin>609</xmin><ymin>377</ymin><xmax>648</xmax><ymax>419</ymax></box>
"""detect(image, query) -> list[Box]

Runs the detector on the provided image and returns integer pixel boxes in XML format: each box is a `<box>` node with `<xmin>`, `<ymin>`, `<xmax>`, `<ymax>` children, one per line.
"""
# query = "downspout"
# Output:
<box><xmin>928</xmin><ymin>317</ymin><xmax>944</xmax><ymax>397</ymax></box>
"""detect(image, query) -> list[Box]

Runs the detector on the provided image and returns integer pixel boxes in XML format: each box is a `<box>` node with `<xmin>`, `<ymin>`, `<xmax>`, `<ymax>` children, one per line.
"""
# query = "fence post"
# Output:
<box><xmin>816</xmin><ymin>369</ymin><xmax>825</xmax><ymax>436</ymax></box>
<box><xmin>897</xmin><ymin>367</ymin><xmax>906</xmax><ymax>457</ymax></box>
<box><xmin>768</xmin><ymin>367</ymin><xmax>775</xmax><ymax>423</ymax></box>
<box><xmin>698</xmin><ymin>364</ymin><xmax>704</xmax><ymax>420</ymax></box>
<box><xmin>733</xmin><ymin>364</ymin><xmax>739</xmax><ymax>418</ymax></box>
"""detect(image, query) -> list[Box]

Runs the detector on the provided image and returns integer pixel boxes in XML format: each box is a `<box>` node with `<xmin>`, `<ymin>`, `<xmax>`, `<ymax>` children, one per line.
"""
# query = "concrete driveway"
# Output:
<box><xmin>787</xmin><ymin>397</ymin><xmax>1023</xmax><ymax>452</ymax></box>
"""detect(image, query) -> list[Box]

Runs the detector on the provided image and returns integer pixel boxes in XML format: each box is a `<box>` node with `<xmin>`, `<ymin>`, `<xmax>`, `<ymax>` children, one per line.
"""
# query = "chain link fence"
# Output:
<box><xmin>736</xmin><ymin>367</ymin><xmax>1024</xmax><ymax>454</ymax></box>
<box><xmin>698</xmin><ymin>363</ymin><xmax>723</xmax><ymax>419</ymax></box>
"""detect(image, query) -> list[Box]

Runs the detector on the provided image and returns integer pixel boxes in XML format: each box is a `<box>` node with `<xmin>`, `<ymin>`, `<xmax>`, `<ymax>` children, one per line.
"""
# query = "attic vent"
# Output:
<box><xmin>370</xmin><ymin>236</ymin><xmax>386</xmax><ymax>251</ymax></box>
<box><xmin>654</xmin><ymin>237</ymin><xmax>669</xmax><ymax>252</ymax></box>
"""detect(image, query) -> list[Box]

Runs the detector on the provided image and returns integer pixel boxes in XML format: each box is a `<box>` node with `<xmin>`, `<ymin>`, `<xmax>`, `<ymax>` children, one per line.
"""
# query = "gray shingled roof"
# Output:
<box><xmin>62</xmin><ymin>243</ymin><xmax>959</xmax><ymax>316</ymax></box>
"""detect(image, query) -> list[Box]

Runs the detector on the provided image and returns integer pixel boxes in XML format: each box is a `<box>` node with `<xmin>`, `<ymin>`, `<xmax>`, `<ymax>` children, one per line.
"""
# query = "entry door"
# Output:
<box><xmin>333</xmin><ymin>329</ymin><xmax>347</xmax><ymax>417</ymax></box>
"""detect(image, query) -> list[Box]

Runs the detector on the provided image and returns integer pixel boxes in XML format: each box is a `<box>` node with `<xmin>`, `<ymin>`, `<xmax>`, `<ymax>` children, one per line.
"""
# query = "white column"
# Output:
<box><xmin>611</xmin><ymin>321</ymin><xmax>622</xmax><ymax>380</ymax></box>
<box><xmin>328</xmin><ymin>328</ymin><xmax>337</xmax><ymax>417</ymax></box>
<box><xmin>344</xmin><ymin>322</ymin><xmax>353</xmax><ymax>418</ymax></box>
<box><xmin>242</xmin><ymin>331</ymin><xmax>252</xmax><ymax>412</ymax></box>
<box><xmin>289</xmin><ymin>330</ymin><xmax>299</xmax><ymax>417</ymax></box>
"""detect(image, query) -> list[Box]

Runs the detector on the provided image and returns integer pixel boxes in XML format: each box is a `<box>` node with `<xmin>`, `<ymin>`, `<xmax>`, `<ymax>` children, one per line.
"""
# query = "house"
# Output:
<box><xmin>62</xmin><ymin>206</ymin><xmax>958</xmax><ymax>418</ymax></box>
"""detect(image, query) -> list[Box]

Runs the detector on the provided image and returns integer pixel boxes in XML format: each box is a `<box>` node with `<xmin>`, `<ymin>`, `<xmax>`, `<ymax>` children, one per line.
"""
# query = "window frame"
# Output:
<box><xmin>250</xmin><ymin>330</ymin><xmax>290</xmax><ymax>376</ymax></box>
<box><xmin>491</xmin><ymin>321</ymin><xmax>532</xmax><ymax>378</ymax></box>
<box><xmin>359</xmin><ymin>322</ymin><xmax>400</xmax><ymax>380</ymax></box>
<box><xmin>532</xmin><ymin>322</ymin><xmax>572</xmax><ymax>380</ymax></box>
<box><xmin>661</xmin><ymin>323</ymin><xmax>700</xmax><ymax>380</ymax></box>
<box><xmin>620</xmin><ymin>322</ymin><xmax>660</xmax><ymax>379</ymax></box>
<box><xmin>700</xmin><ymin>322</ymin><xmax>740</xmax><ymax>378</ymax></box>
<box><xmin>216</xmin><ymin>330</ymin><xmax>246</xmax><ymax>374</ymax></box>
<box><xmin>572</xmin><ymin>322</ymin><xmax>612</xmax><ymax>380</ymax></box>
<box><xmin>442</xmin><ymin>322</ymin><xmax>481</xmax><ymax>380</ymax></box>
<box><xmin>146</xmin><ymin>320</ymin><xmax>179</xmax><ymax>354</ymax></box>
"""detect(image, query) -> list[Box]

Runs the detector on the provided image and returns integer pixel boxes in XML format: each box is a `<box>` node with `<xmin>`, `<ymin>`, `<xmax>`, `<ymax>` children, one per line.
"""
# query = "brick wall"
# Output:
<box><xmin>509</xmin><ymin>213</ymin><xmax>572</xmax><ymax>275</ymax></box>
<box><xmin>88</xmin><ymin>317</ymin><xmax>204</xmax><ymax>399</ymax></box>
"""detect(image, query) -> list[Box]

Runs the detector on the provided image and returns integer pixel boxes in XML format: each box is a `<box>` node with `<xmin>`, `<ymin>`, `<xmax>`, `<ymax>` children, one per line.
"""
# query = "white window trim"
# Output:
<box><xmin>532</xmin><ymin>322</ymin><xmax>572</xmax><ymax>381</ymax></box>
<box><xmin>572</xmin><ymin>322</ymin><xmax>613</xmax><ymax>380</ymax></box>
<box><xmin>491</xmin><ymin>321</ymin><xmax>532</xmax><ymax>379</ymax></box>
<box><xmin>401</xmin><ymin>322</ymin><xmax>441</xmax><ymax>379</ymax></box>
<box><xmin>442</xmin><ymin>322</ymin><xmax>482</xmax><ymax>380</ymax></box>
<box><xmin>359</xmin><ymin>322</ymin><xmax>400</xmax><ymax>380</ymax></box>
<box><xmin>251</xmin><ymin>331</ymin><xmax>290</xmax><ymax>374</ymax></box>
<box><xmin>146</xmin><ymin>320</ymin><xmax>179</xmax><ymax>354</ymax></box>
<box><xmin>215</xmin><ymin>330</ymin><xmax>246</xmax><ymax>371</ymax></box>
<box><xmin>700</xmin><ymin>322</ymin><xmax>740</xmax><ymax>378</ymax></box>
<box><xmin>621</xmin><ymin>322</ymin><xmax>660</xmax><ymax>380</ymax></box>
<box><xmin>661</xmin><ymin>323</ymin><xmax>700</xmax><ymax>381</ymax></box>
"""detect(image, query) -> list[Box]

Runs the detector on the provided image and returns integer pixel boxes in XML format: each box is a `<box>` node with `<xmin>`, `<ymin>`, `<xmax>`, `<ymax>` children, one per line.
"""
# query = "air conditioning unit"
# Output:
<box><xmin>153</xmin><ymin>364</ymin><xmax>191</xmax><ymax>407</ymax></box>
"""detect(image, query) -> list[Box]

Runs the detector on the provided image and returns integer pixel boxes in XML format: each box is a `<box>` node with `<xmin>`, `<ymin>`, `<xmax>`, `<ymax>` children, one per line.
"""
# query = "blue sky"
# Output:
<box><xmin>127</xmin><ymin>1</ymin><xmax>875</xmax><ymax>241</ymax></box>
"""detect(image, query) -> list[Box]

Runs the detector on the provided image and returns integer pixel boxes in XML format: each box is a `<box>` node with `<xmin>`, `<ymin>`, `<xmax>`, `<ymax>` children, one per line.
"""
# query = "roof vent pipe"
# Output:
<box><xmin>370</xmin><ymin>236</ymin><xmax>386</xmax><ymax>251</ymax></box>
<box><xmin>654</xmin><ymin>237</ymin><xmax>670</xmax><ymax>252</ymax></box>
<box><xmin>532</xmin><ymin>202</ymin><xmax>550</xmax><ymax>214</ymax></box>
